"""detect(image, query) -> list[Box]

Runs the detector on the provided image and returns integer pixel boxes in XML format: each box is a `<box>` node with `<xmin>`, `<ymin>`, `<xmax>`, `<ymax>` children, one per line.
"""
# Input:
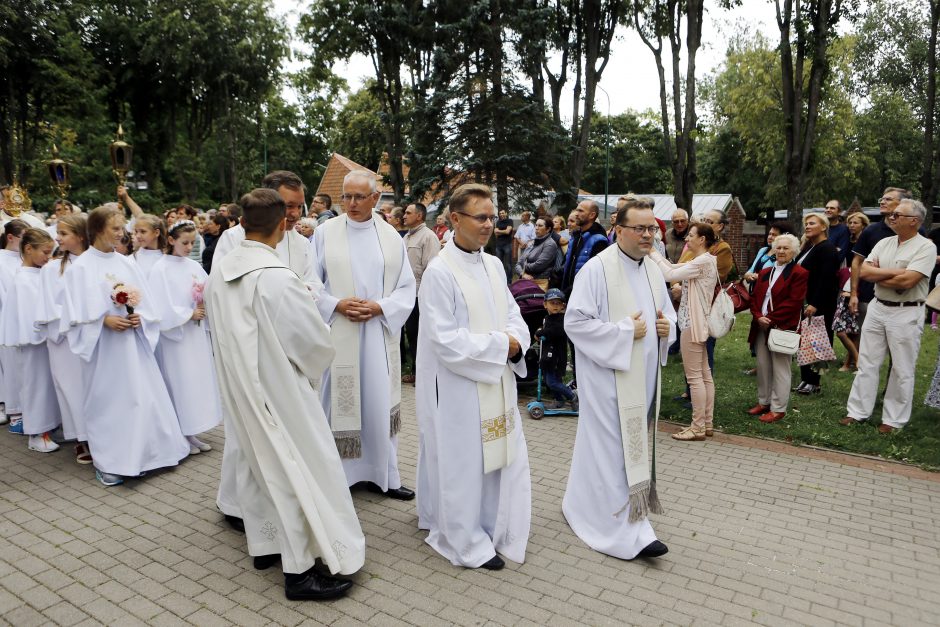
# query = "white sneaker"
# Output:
<box><xmin>28</xmin><ymin>433</ymin><xmax>60</xmax><ymax>453</ymax></box>
<box><xmin>187</xmin><ymin>436</ymin><xmax>212</xmax><ymax>452</ymax></box>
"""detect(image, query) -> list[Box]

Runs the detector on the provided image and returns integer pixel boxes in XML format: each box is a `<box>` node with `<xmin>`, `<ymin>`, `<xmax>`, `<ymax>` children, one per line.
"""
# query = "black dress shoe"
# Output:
<box><xmin>365</xmin><ymin>482</ymin><xmax>416</xmax><ymax>501</ymax></box>
<box><xmin>479</xmin><ymin>555</ymin><xmax>505</xmax><ymax>570</ymax></box>
<box><xmin>254</xmin><ymin>554</ymin><xmax>280</xmax><ymax>570</ymax></box>
<box><xmin>224</xmin><ymin>515</ymin><xmax>245</xmax><ymax>533</ymax></box>
<box><xmin>637</xmin><ymin>540</ymin><xmax>669</xmax><ymax>558</ymax></box>
<box><xmin>284</xmin><ymin>567</ymin><xmax>353</xmax><ymax>601</ymax></box>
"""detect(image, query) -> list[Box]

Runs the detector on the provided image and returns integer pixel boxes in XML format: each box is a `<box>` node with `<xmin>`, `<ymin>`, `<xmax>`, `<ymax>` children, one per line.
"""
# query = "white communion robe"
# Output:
<box><xmin>214</xmin><ymin>223</ymin><xmax>323</xmax><ymax>519</ymax></box>
<box><xmin>36</xmin><ymin>258</ymin><xmax>88</xmax><ymax>441</ymax></box>
<box><xmin>415</xmin><ymin>241</ymin><xmax>532</xmax><ymax>567</ymax></box>
<box><xmin>562</xmin><ymin>248</ymin><xmax>676</xmax><ymax>559</ymax></box>
<box><xmin>150</xmin><ymin>255</ymin><xmax>222</xmax><ymax>436</ymax></box>
<box><xmin>0</xmin><ymin>211</ymin><xmax>45</xmax><ymax>229</ymax></box>
<box><xmin>0</xmin><ymin>249</ymin><xmax>23</xmax><ymax>415</ymax></box>
<box><xmin>206</xmin><ymin>240</ymin><xmax>365</xmax><ymax>575</ymax></box>
<box><xmin>312</xmin><ymin>216</ymin><xmax>416</xmax><ymax>489</ymax></box>
<box><xmin>1</xmin><ymin>267</ymin><xmax>61</xmax><ymax>435</ymax></box>
<box><xmin>131</xmin><ymin>248</ymin><xmax>164</xmax><ymax>280</ymax></box>
<box><xmin>62</xmin><ymin>247</ymin><xmax>189</xmax><ymax>476</ymax></box>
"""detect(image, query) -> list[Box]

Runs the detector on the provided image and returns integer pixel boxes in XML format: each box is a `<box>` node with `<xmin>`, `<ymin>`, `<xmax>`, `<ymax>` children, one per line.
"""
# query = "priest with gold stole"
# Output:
<box><xmin>415</xmin><ymin>183</ymin><xmax>531</xmax><ymax>570</ymax></box>
<box><xmin>563</xmin><ymin>197</ymin><xmax>676</xmax><ymax>560</ymax></box>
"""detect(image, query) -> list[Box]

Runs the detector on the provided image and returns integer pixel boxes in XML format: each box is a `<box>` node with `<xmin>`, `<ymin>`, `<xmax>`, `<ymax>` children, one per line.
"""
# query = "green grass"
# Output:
<box><xmin>659</xmin><ymin>314</ymin><xmax>940</xmax><ymax>470</ymax></box>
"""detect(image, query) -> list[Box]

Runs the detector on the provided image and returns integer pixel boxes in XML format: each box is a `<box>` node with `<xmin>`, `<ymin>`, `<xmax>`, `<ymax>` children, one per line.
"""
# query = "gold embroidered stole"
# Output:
<box><xmin>438</xmin><ymin>246</ymin><xmax>517</xmax><ymax>473</ymax></box>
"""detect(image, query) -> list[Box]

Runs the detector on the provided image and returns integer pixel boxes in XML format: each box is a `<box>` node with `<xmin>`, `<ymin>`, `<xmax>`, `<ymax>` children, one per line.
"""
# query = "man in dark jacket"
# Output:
<box><xmin>559</xmin><ymin>200</ymin><xmax>609</xmax><ymax>298</ymax></box>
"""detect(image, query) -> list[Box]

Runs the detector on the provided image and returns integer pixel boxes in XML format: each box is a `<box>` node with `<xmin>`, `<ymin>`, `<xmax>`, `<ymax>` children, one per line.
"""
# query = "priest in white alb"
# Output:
<box><xmin>415</xmin><ymin>184</ymin><xmax>531</xmax><ymax>571</ymax></box>
<box><xmin>312</xmin><ymin>170</ymin><xmax>417</xmax><ymax>499</ymax></box>
<box><xmin>214</xmin><ymin>170</ymin><xmax>321</xmax><ymax>534</ymax></box>
<box><xmin>563</xmin><ymin>197</ymin><xmax>676</xmax><ymax>560</ymax></box>
<box><xmin>206</xmin><ymin>188</ymin><xmax>364</xmax><ymax>601</ymax></box>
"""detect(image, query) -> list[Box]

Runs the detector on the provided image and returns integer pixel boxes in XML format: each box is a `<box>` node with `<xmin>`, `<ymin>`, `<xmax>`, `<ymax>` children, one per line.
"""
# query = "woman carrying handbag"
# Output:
<box><xmin>746</xmin><ymin>234</ymin><xmax>809</xmax><ymax>423</ymax></box>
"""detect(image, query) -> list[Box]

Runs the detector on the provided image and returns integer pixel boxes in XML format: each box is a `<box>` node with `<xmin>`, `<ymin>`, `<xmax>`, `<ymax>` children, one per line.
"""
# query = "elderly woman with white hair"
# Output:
<box><xmin>746</xmin><ymin>234</ymin><xmax>809</xmax><ymax>423</ymax></box>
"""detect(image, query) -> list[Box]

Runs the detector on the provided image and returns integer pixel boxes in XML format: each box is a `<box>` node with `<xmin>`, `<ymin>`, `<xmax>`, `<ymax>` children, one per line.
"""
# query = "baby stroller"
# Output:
<box><xmin>526</xmin><ymin>338</ymin><xmax>578</xmax><ymax>420</ymax></box>
<box><xmin>510</xmin><ymin>279</ymin><xmax>546</xmax><ymax>382</ymax></box>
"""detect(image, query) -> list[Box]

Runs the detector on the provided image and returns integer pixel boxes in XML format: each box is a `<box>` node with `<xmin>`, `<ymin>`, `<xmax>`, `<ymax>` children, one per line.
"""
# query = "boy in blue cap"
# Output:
<box><xmin>536</xmin><ymin>289</ymin><xmax>578</xmax><ymax>410</ymax></box>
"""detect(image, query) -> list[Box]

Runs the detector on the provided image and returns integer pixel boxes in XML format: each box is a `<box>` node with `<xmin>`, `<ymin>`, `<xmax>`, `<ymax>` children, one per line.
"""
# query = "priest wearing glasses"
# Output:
<box><xmin>563</xmin><ymin>196</ymin><xmax>676</xmax><ymax>560</ymax></box>
<box><xmin>414</xmin><ymin>184</ymin><xmax>531</xmax><ymax>570</ymax></box>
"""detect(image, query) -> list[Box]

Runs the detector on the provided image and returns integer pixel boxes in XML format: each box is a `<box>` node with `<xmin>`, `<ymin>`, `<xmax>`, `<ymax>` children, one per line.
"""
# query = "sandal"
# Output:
<box><xmin>75</xmin><ymin>443</ymin><xmax>93</xmax><ymax>465</ymax></box>
<box><xmin>671</xmin><ymin>427</ymin><xmax>706</xmax><ymax>441</ymax></box>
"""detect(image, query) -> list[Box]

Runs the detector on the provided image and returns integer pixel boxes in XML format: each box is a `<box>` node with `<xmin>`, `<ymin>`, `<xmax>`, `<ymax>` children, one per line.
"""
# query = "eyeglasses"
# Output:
<box><xmin>619</xmin><ymin>224</ymin><xmax>659</xmax><ymax>235</ymax></box>
<box><xmin>340</xmin><ymin>193</ymin><xmax>374</xmax><ymax>203</ymax></box>
<box><xmin>887</xmin><ymin>212</ymin><xmax>916</xmax><ymax>220</ymax></box>
<box><xmin>455</xmin><ymin>211</ymin><xmax>496</xmax><ymax>224</ymax></box>
<box><xmin>879</xmin><ymin>196</ymin><xmax>900</xmax><ymax>203</ymax></box>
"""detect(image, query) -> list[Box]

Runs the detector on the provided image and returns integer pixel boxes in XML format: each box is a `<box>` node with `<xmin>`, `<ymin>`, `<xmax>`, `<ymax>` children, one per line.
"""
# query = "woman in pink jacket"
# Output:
<box><xmin>649</xmin><ymin>223</ymin><xmax>719</xmax><ymax>441</ymax></box>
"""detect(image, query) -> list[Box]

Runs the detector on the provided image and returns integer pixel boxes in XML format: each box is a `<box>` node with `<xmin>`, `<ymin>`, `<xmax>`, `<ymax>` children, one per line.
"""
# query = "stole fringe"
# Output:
<box><xmin>612</xmin><ymin>479</ymin><xmax>663</xmax><ymax>523</ymax></box>
<box><xmin>334</xmin><ymin>432</ymin><xmax>362</xmax><ymax>459</ymax></box>
<box><xmin>389</xmin><ymin>404</ymin><xmax>401</xmax><ymax>437</ymax></box>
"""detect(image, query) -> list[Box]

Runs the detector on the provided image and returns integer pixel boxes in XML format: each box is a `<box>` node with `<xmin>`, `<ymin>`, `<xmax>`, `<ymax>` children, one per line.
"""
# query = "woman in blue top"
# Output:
<box><xmin>744</xmin><ymin>221</ymin><xmax>794</xmax><ymax>282</ymax></box>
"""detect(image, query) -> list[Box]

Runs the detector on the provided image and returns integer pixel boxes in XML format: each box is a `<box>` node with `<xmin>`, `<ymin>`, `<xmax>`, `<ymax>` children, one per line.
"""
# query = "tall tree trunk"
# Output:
<box><xmin>921</xmin><ymin>0</ymin><xmax>940</xmax><ymax>229</ymax></box>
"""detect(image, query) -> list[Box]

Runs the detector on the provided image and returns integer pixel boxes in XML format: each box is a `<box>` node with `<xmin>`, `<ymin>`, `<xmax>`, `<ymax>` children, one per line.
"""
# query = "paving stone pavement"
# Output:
<box><xmin>2</xmin><ymin>385</ymin><xmax>939</xmax><ymax>626</ymax></box>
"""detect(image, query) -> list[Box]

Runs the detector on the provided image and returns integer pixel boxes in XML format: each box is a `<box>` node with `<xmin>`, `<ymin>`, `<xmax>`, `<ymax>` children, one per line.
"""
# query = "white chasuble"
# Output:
<box><xmin>36</xmin><ymin>258</ymin><xmax>88</xmax><ymax>441</ymax></box>
<box><xmin>130</xmin><ymin>247</ymin><xmax>164</xmax><ymax>280</ymax></box>
<box><xmin>213</xmin><ymin>224</ymin><xmax>321</xmax><ymax>519</ymax></box>
<box><xmin>149</xmin><ymin>254</ymin><xmax>222</xmax><ymax>436</ymax></box>
<box><xmin>415</xmin><ymin>241</ymin><xmax>531</xmax><ymax>568</ymax></box>
<box><xmin>312</xmin><ymin>216</ymin><xmax>416</xmax><ymax>489</ymax></box>
<box><xmin>62</xmin><ymin>247</ymin><xmax>189</xmax><ymax>477</ymax></box>
<box><xmin>206</xmin><ymin>240</ymin><xmax>365</xmax><ymax>576</ymax></box>
<box><xmin>562</xmin><ymin>247</ymin><xmax>676</xmax><ymax>560</ymax></box>
<box><xmin>0</xmin><ymin>267</ymin><xmax>61</xmax><ymax>435</ymax></box>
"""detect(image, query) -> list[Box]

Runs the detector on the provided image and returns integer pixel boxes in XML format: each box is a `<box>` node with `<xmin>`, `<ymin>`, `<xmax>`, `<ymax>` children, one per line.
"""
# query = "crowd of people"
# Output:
<box><xmin>1</xmin><ymin>171</ymin><xmax>939</xmax><ymax>603</ymax></box>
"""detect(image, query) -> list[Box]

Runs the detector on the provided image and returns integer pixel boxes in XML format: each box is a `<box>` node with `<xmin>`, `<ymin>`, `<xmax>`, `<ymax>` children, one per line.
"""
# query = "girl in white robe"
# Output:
<box><xmin>37</xmin><ymin>215</ymin><xmax>92</xmax><ymax>464</ymax></box>
<box><xmin>1</xmin><ymin>229</ymin><xmax>61</xmax><ymax>452</ymax></box>
<box><xmin>62</xmin><ymin>206</ymin><xmax>189</xmax><ymax>487</ymax></box>
<box><xmin>130</xmin><ymin>214</ymin><xmax>165</xmax><ymax>278</ymax></box>
<box><xmin>0</xmin><ymin>219</ymin><xmax>28</xmax><ymax>429</ymax></box>
<box><xmin>149</xmin><ymin>219</ymin><xmax>222</xmax><ymax>454</ymax></box>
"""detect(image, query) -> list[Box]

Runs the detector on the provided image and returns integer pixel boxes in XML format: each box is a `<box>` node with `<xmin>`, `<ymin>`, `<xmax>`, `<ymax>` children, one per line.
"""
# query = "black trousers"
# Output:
<box><xmin>404</xmin><ymin>298</ymin><xmax>420</xmax><ymax>369</ymax></box>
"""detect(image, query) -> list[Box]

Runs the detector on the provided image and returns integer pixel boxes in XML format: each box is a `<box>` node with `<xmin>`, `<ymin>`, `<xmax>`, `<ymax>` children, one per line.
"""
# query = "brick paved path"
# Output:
<box><xmin>2</xmin><ymin>386</ymin><xmax>939</xmax><ymax>626</ymax></box>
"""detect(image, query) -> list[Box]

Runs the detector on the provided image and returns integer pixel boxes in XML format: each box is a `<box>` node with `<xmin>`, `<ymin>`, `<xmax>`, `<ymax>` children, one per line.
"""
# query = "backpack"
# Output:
<box><xmin>707</xmin><ymin>282</ymin><xmax>736</xmax><ymax>338</ymax></box>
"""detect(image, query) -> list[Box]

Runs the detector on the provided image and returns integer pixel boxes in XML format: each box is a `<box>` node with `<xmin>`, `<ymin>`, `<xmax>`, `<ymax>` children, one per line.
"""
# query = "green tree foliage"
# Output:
<box><xmin>699</xmin><ymin>32</ymin><xmax>914</xmax><ymax>218</ymax></box>
<box><xmin>580</xmin><ymin>112</ymin><xmax>671</xmax><ymax>195</ymax></box>
<box><xmin>0</xmin><ymin>0</ymin><xmax>320</xmax><ymax>212</ymax></box>
<box><xmin>331</xmin><ymin>84</ymin><xmax>394</xmax><ymax>173</ymax></box>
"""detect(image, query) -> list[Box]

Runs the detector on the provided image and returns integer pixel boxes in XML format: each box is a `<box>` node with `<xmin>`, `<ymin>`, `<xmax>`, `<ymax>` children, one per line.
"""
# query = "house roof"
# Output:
<box><xmin>581</xmin><ymin>193</ymin><xmax>734</xmax><ymax>221</ymax></box>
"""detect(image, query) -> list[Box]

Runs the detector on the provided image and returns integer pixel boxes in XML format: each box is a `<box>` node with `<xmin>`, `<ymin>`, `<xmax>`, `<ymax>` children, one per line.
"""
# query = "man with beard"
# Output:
<box><xmin>559</xmin><ymin>200</ymin><xmax>609</xmax><ymax>298</ymax></box>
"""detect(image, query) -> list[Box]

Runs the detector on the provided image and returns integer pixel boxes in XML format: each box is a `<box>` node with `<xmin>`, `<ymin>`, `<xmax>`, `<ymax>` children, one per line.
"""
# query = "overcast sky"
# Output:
<box><xmin>275</xmin><ymin>1</ymin><xmax>779</xmax><ymax>119</ymax></box>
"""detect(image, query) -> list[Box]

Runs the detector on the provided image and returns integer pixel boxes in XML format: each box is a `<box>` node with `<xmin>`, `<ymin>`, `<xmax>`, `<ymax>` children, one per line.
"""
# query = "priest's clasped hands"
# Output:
<box><xmin>631</xmin><ymin>310</ymin><xmax>671</xmax><ymax>339</ymax></box>
<box><xmin>336</xmin><ymin>297</ymin><xmax>383</xmax><ymax>322</ymax></box>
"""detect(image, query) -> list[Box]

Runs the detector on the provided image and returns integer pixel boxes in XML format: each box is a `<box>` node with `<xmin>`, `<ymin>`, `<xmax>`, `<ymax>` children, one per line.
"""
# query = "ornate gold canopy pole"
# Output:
<box><xmin>109</xmin><ymin>125</ymin><xmax>133</xmax><ymax>213</ymax></box>
<box><xmin>46</xmin><ymin>144</ymin><xmax>71</xmax><ymax>200</ymax></box>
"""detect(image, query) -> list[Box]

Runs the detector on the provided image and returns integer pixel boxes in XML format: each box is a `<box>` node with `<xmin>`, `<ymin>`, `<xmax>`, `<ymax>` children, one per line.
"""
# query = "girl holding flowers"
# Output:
<box><xmin>149</xmin><ymin>219</ymin><xmax>222</xmax><ymax>454</ymax></box>
<box><xmin>1</xmin><ymin>228</ymin><xmax>61</xmax><ymax>453</ymax></box>
<box><xmin>36</xmin><ymin>214</ymin><xmax>92</xmax><ymax>464</ymax></box>
<box><xmin>62</xmin><ymin>205</ymin><xmax>188</xmax><ymax>486</ymax></box>
<box><xmin>130</xmin><ymin>213</ymin><xmax>166</xmax><ymax>278</ymax></box>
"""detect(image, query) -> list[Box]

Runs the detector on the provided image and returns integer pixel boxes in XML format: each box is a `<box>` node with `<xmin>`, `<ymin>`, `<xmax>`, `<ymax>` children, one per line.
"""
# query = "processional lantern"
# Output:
<box><xmin>109</xmin><ymin>124</ymin><xmax>133</xmax><ymax>211</ymax></box>
<box><xmin>46</xmin><ymin>144</ymin><xmax>71</xmax><ymax>200</ymax></box>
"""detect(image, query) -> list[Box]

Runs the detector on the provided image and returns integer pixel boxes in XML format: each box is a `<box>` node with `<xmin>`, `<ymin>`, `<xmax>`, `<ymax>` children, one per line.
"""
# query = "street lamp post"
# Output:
<box><xmin>596</xmin><ymin>84</ymin><xmax>611</xmax><ymax>219</ymax></box>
